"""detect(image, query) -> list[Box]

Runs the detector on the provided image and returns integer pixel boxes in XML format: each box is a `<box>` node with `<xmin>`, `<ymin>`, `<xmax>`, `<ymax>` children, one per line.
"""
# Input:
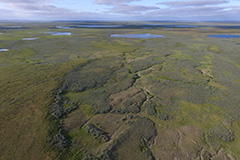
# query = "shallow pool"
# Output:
<box><xmin>22</xmin><ymin>38</ymin><xmax>38</xmax><ymax>40</ymax></box>
<box><xmin>110</xmin><ymin>33</ymin><xmax>164</xmax><ymax>38</ymax></box>
<box><xmin>40</xmin><ymin>32</ymin><xmax>71</xmax><ymax>36</ymax></box>
<box><xmin>0</xmin><ymin>49</ymin><xmax>9</xmax><ymax>52</ymax></box>
<box><xmin>208</xmin><ymin>35</ymin><xmax>240</xmax><ymax>38</ymax></box>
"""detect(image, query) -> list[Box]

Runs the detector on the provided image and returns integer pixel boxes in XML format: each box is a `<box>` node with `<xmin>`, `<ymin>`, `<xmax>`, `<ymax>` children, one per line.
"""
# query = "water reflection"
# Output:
<box><xmin>110</xmin><ymin>33</ymin><xmax>164</xmax><ymax>38</ymax></box>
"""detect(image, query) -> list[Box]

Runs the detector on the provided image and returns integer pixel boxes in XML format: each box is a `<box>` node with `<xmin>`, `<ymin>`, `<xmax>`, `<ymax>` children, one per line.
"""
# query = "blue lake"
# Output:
<box><xmin>22</xmin><ymin>38</ymin><xmax>38</xmax><ymax>40</ymax></box>
<box><xmin>55</xmin><ymin>26</ymin><xmax>72</xmax><ymax>29</ymax></box>
<box><xmin>110</xmin><ymin>33</ymin><xmax>164</xmax><ymax>38</ymax></box>
<box><xmin>237</xmin><ymin>43</ymin><xmax>240</xmax><ymax>45</ymax></box>
<box><xmin>208</xmin><ymin>35</ymin><xmax>240</xmax><ymax>38</ymax></box>
<box><xmin>9</xmin><ymin>26</ymin><xmax>21</xmax><ymax>28</ymax></box>
<box><xmin>58</xmin><ymin>24</ymin><xmax>200</xmax><ymax>29</ymax></box>
<box><xmin>0</xmin><ymin>49</ymin><xmax>9</xmax><ymax>52</ymax></box>
<box><xmin>40</xmin><ymin>32</ymin><xmax>71</xmax><ymax>36</ymax></box>
<box><xmin>173</xmin><ymin>25</ymin><xmax>198</xmax><ymax>28</ymax></box>
<box><xmin>140</xmin><ymin>27</ymin><xmax>153</xmax><ymax>29</ymax></box>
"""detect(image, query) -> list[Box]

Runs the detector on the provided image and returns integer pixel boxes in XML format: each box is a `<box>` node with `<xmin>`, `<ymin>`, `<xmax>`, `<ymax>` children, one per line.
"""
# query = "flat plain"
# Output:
<box><xmin>0</xmin><ymin>21</ymin><xmax>240</xmax><ymax>160</ymax></box>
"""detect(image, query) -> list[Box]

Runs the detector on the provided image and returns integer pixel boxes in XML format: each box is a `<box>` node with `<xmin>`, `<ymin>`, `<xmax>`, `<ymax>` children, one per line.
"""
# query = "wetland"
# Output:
<box><xmin>0</xmin><ymin>21</ymin><xmax>240</xmax><ymax>160</ymax></box>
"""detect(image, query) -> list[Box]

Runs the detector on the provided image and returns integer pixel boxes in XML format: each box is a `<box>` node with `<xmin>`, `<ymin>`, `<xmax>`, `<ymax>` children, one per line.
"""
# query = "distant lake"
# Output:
<box><xmin>40</xmin><ymin>32</ymin><xmax>71</xmax><ymax>36</ymax></box>
<box><xmin>77</xmin><ymin>25</ymin><xmax>123</xmax><ymax>28</ymax></box>
<box><xmin>172</xmin><ymin>25</ymin><xmax>198</xmax><ymax>28</ymax></box>
<box><xmin>110</xmin><ymin>33</ymin><xmax>164</xmax><ymax>38</ymax></box>
<box><xmin>0</xmin><ymin>49</ymin><xmax>9</xmax><ymax>52</ymax></box>
<box><xmin>60</xmin><ymin>24</ymin><xmax>200</xmax><ymax>29</ymax></box>
<box><xmin>22</xmin><ymin>38</ymin><xmax>38</xmax><ymax>40</ymax></box>
<box><xmin>237</xmin><ymin>43</ymin><xmax>240</xmax><ymax>45</ymax></box>
<box><xmin>140</xmin><ymin>27</ymin><xmax>153</xmax><ymax>29</ymax></box>
<box><xmin>9</xmin><ymin>26</ymin><xmax>21</xmax><ymax>28</ymax></box>
<box><xmin>208</xmin><ymin>35</ymin><xmax>240</xmax><ymax>38</ymax></box>
<box><xmin>55</xmin><ymin>26</ymin><xmax>72</xmax><ymax>29</ymax></box>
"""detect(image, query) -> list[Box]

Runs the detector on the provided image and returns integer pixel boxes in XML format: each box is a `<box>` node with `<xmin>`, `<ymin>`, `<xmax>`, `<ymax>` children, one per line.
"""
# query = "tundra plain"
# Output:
<box><xmin>0</xmin><ymin>21</ymin><xmax>240</xmax><ymax>160</ymax></box>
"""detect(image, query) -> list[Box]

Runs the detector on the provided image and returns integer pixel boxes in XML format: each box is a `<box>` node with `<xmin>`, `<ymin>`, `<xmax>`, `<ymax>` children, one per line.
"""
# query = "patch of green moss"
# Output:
<box><xmin>172</xmin><ymin>101</ymin><xmax>225</xmax><ymax>130</ymax></box>
<box><xmin>209</xmin><ymin>45</ymin><xmax>221</xmax><ymax>53</ymax></box>
<box><xmin>196</xmin><ymin>54</ymin><xmax>214</xmax><ymax>77</ymax></box>
<box><xmin>25</xmin><ymin>59</ymin><xmax>36</xmax><ymax>63</ymax></box>
<box><xmin>70</xmin><ymin>127</ymin><xmax>103</xmax><ymax>152</ymax></box>
<box><xmin>168</xmin><ymin>51</ymin><xmax>195</xmax><ymax>61</ymax></box>
<box><xmin>88</xmin><ymin>39</ymin><xmax>138</xmax><ymax>55</ymax></box>
<box><xmin>67</xmin><ymin>151</ymin><xmax>85</xmax><ymax>160</ymax></box>
<box><xmin>174</xmin><ymin>42</ymin><xmax>187</xmax><ymax>48</ymax></box>
<box><xmin>224</xmin><ymin>59</ymin><xmax>240</xmax><ymax>68</ymax></box>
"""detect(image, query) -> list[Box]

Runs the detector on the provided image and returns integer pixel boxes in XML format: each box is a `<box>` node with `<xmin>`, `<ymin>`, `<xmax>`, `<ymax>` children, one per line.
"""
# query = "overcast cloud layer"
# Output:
<box><xmin>0</xmin><ymin>0</ymin><xmax>239</xmax><ymax>21</ymax></box>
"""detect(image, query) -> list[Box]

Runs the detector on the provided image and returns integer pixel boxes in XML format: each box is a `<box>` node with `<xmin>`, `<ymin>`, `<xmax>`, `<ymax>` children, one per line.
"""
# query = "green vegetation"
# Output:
<box><xmin>209</xmin><ymin>44</ymin><xmax>221</xmax><ymax>53</ymax></box>
<box><xmin>0</xmin><ymin>22</ymin><xmax>240</xmax><ymax>160</ymax></box>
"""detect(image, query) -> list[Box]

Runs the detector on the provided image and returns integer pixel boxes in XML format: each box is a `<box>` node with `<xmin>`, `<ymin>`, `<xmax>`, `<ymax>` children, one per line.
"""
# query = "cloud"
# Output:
<box><xmin>94</xmin><ymin>0</ymin><xmax>140</xmax><ymax>6</ymax></box>
<box><xmin>149</xmin><ymin>6</ymin><xmax>224</xmax><ymax>16</ymax></box>
<box><xmin>9</xmin><ymin>3</ymin><xmax>57</xmax><ymax>11</ymax></box>
<box><xmin>0</xmin><ymin>1</ymin><xmax>118</xmax><ymax>20</ymax></box>
<box><xmin>0</xmin><ymin>8</ymin><xmax>17</xmax><ymax>20</ymax></box>
<box><xmin>0</xmin><ymin>0</ymin><xmax>239</xmax><ymax>21</ymax></box>
<box><xmin>0</xmin><ymin>0</ymin><xmax>76</xmax><ymax>20</ymax></box>
<box><xmin>109</xmin><ymin>4</ymin><xmax>159</xmax><ymax>14</ymax></box>
<box><xmin>143</xmin><ymin>5</ymin><xmax>240</xmax><ymax>21</ymax></box>
<box><xmin>159</xmin><ymin>0</ymin><xmax>230</xmax><ymax>7</ymax></box>
<box><xmin>0</xmin><ymin>0</ymin><xmax>48</xmax><ymax>3</ymax></box>
<box><xmin>94</xmin><ymin>0</ymin><xmax>159</xmax><ymax>15</ymax></box>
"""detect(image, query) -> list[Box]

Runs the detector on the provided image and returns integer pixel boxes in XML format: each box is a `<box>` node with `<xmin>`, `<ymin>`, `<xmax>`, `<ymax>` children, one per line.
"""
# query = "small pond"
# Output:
<box><xmin>55</xmin><ymin>26</ymin><xmax>72</xmax><ymax>29</ymax></box>
<box><xmin>110</xmin><ymin>33</ymin><xmax>164</xmax><ymax>38</ymax></box>
<box><xmin>0</xmin><ymin>49</ymin><xmax>9</xmax><ymax>52</ymax></box>
<box><xmin>40</xmin><ymin>32</ymin><xmax>71</xmax><ymax>36</ymax></box>
<box><xmin>208</xmin><ymin>35</ymin><xmax>240</xmax><ymax>38</ymax></box>
<box><xmin>22</xmin><ymin>38</ymin><xmax>38</xmax><ymax>40</ymax></box>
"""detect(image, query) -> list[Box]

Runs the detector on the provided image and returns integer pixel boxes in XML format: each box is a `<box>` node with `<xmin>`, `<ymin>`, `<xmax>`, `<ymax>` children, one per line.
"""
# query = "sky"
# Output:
<box><xmin>0</xmin><ymin>0</ymin><xmax>240</xmax><ymax>21</ymax></box>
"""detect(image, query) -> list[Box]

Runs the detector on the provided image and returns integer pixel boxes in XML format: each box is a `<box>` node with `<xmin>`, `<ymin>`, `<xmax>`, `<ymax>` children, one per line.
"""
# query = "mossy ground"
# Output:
<box><xmin>0</xmin><ymin>22</ymin><xmax>240</xmax><ymax>160</ymax></box>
